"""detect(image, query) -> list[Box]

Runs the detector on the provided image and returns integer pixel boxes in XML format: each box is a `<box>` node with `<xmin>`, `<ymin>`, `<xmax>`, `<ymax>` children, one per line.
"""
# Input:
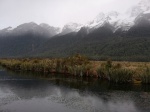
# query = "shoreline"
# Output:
<box><xmin>0</xmin><ymin>55</ymin><xmax>150</xmax><ymax>84</ymax></box>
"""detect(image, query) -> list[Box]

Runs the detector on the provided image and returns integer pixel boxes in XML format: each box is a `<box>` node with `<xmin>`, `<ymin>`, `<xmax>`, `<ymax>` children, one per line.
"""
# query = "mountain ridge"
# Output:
<box><xmin>0</xmin><ymin>0</ymin><xmax>150</xmax><ymax>61</ymax></box>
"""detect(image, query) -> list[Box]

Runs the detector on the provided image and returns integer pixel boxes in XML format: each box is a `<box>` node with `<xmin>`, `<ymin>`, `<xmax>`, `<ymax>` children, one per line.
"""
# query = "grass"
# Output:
<box><xmin>140</xmin><ymin>67</ymin><xmax>150</xmax><ymax>84</ymax></box>
<box><xmin>1</xmin><ymin>55</ymin><xmax>150</xmax><ymax>84</ymax></box>
<box><xmin>96</xmin><ymin>60</ymin><xmax>134</xmax><ymax>83</ymax></box>
<box><xmin>0</xmin><ymin>54</ymin><xmax>91</xmax><ymax>76</ymax></box>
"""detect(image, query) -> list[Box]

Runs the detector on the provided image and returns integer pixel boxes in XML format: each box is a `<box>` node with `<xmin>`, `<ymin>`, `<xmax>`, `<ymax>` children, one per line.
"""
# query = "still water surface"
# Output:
<box><xmin>0</xmin><ymin>68</ymin><xmax>150</xmax><ymax>112</ymax></box>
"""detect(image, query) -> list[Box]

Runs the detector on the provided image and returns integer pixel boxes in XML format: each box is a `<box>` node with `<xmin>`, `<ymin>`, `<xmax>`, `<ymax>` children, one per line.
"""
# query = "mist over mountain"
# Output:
<box><xmin>0</xmin><ymin>0</ymin><xmax>150</xmax><ymax>61</ymax></box>
<box><xmin>60</xmin><ymin>23</ymin><xmax>83</xmax><ymax>35</ymax></box>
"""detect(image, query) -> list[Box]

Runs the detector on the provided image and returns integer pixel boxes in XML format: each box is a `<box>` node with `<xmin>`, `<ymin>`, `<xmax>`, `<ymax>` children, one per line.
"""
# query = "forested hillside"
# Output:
<box><xmin>0</xmin><ymin>12</ymin><xmax>150</xmax><ymax>61</ymax></box>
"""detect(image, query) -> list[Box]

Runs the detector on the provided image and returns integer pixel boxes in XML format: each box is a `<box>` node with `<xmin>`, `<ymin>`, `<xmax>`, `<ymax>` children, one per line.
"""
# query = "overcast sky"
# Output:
<box><xmin>0</xmin><ymin>0</ymin><xmax>140</xmax><ymax>29</ymax></box>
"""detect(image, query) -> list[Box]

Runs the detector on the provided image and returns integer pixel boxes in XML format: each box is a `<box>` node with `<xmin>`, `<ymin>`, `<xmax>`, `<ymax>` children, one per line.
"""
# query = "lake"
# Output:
<box><xmin>0</xmin><ymin>68</ymin><xmax>150</xmax><ymax>112</ymax></box>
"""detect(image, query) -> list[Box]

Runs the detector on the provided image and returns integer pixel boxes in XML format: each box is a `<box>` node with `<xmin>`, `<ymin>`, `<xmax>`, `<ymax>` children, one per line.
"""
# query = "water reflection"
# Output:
<box><xmin>0</xmin><ymin>70</ymin><xmax>150</xmax><ymax>112</ymax></box>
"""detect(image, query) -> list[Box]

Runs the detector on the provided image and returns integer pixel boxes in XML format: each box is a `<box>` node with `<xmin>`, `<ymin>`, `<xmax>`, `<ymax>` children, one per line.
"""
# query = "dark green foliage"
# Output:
<box><xmin>0</xmin><ymin>33</ymin><xmax>48</xmax><ymax>57</ymax></box>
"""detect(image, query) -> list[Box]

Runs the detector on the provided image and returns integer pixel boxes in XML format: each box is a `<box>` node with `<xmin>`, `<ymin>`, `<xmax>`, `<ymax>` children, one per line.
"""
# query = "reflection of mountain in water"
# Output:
<box><xmin>0</xmin><ymin>70</ymin><xmax>150</xmax><ymax>112</ymax></box>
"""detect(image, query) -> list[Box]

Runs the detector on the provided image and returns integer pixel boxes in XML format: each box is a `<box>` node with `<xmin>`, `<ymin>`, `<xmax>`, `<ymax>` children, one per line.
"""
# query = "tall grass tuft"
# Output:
<box><xmin>108</xmin><ymin>68</ymin><xmax>133</xmax><ymax>83</ymax></box>
<box><xmin>97</xmin><ymin>60</ymin><xmax>134</xmax><ymax>83</ymax></box>
<box><xmin>140</xmin><ymin>67</ymin><xmax>150</xmax><ymax>84</ymax></box>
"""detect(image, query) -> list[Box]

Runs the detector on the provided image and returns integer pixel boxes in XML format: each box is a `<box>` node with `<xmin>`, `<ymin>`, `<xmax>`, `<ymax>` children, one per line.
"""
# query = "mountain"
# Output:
<box><xmin>30</xmin><ymin>0</ymin><xmax>150</xmax><ymax>61</ymax></box>
<box><xmin>0</xmin><ymin>0</ymin><xmax>150</xmax><ymax>61</ymax></box>
<box><xmin>40</xmin><ymin>23</ymin><xmax>61</xmax><ymax>36</ymax></box>
<box><xmin>129</xmin><ymin>0</ymin><xmax>150</xmax><ymax>17</ymax></box>
<box><xmin>86</xmin><ymin>11</ymin><xmax>119</xmax><ymax>31</ymax></box>
<box><xmin>12</xmin><ymin>22</ymin><xmax>61</xmax><ymax>37</ymax></box>
<box><xmin>0</xmin><ymin>22</ymin><xmax>61</xmax><ymax>57</ymax></box>
<box><xmin>83</xmin><ymin>0</ymin><xmax>150</xmax><ymax>33</ymax></box>
<box><xmin>0</xmin><ymin>22</ymin><xmax>61</xmax><ymax>38</ymax></box>
<box><xmin>0</xmin><ymin>27</ymin><xmax>13</xmax><ymax>37</ymax></box>
<box><xmin>60</xmin><ymin>22</ymin><xmax>83</xmax><ymax>35</ymax></box>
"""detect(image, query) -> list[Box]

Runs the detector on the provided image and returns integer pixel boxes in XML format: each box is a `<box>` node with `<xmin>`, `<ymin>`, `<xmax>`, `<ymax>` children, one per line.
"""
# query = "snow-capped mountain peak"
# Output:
<box><xmin>140</xmin><ymin>0</ymin><xmax>150</xmax><ymax>14</ymax></box>
<box><xmin>63</xmin><ymin>22</ymin><xmax>83</xmax><ymax>31</ymax></box>
<box><xmin>85</xmin><ymin>11</ymin><xmax>120</xmax><ymax>30</ymax></box>
<box><xmin>40</xmin><ymin>23</ymin><xmax>61</xmax><ymax>35</ymax></box>
<box><xmin>84</xmin><ymin>0</ymin><xmax>150</xmax><ymax>32</ymax></box>
<box><xmin>86</xmin><ymin>12</ymin><xmax>106</xmax><ymax>28</ymax></box>
<box><xmin>1</xmin><ymin>0</ymin><xmax>150</xmax><ymax>37</ymax></box>
<box><xmin>138</xmin><ymin>0</ymin><xmax>150</xmax><ymax>9</ymax></box>
<box><xmin>106</xmin><ymin>11</ymin><xmax>120</xmax><ymax>24</ymax></box>
<box><xmin>95</xmin><ymin>12</ymin><xmax>105</xmax><ymax>22</ymax></box>
<box><xmin>61</xmin><ymin>22</ymin><xmax>83</xmax><ymax>35</ymax></box>
<box><xmin>128</xmin><ymin>0</ymin><xmax>150</xmax><ymax>17</ymax></box>
<box><xmin>107</xmin><ymin>11</ymin><xmax>119</xmax><ymax>18</ymax></box>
